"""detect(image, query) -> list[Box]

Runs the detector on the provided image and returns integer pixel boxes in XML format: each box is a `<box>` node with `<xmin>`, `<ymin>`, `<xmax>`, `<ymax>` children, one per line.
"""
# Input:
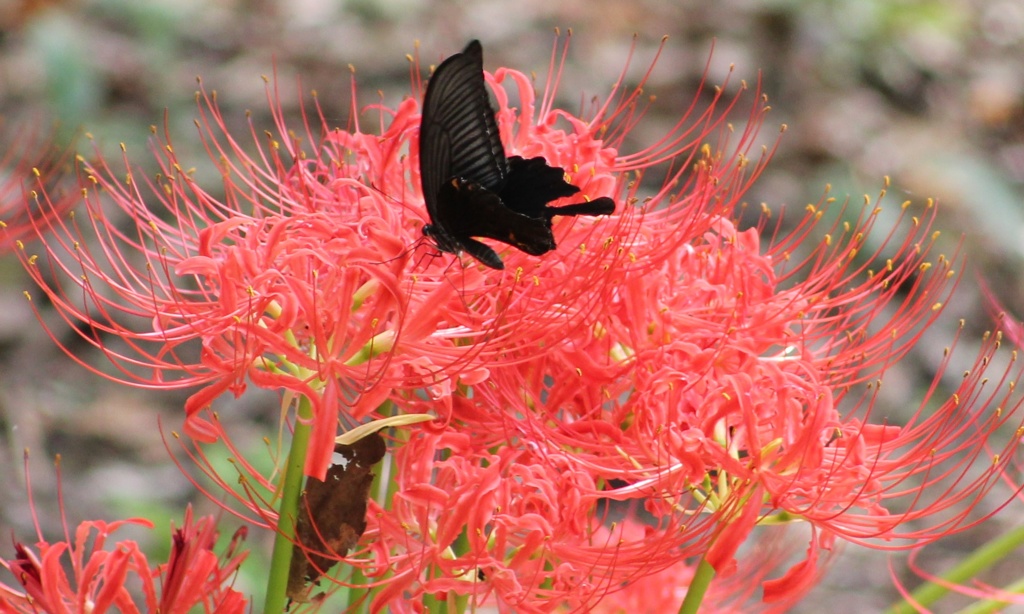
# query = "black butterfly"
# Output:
<box><xmin>419</xmin><ymin>40</ymin><xmax>615</xmax><ymax>270</ymax></box>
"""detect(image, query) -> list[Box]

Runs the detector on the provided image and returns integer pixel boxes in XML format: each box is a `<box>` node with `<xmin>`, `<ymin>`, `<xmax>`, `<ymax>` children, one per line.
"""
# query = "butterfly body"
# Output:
<box><xmin>419</xmin><ymin>40</ymin><xmax>615</xmax><ymax>270</ymax></box>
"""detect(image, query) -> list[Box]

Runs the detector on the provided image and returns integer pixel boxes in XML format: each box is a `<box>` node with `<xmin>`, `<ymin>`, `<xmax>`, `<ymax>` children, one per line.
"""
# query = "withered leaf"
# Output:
<box><xmin>286</xmin><ymin>431</ymin><xmax>387</xmax><ymax>603</ymax></box>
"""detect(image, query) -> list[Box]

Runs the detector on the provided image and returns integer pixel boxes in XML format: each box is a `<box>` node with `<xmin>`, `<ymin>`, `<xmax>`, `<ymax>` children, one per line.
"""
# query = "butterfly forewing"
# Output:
<box><xmin>420</xmin><ymin>40</ymin><xmax>507</xmax><ymax>221</ymax></box>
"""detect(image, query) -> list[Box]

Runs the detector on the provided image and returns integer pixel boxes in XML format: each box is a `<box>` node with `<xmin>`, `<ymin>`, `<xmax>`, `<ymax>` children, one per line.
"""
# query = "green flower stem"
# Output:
<box><xmin>679</xmin><ymin>556</ymin><xmax>715</xmax><ymax>614</ymax></box>
<box><xmin>885</xmin><ymin>524</ymin><xmax>1024</xmax><ymax>614</ymax></box>
<box><xmin>959</xmin><ymin>576</ymin><xmax>1024</xmax><ymax>614</ymax></box>
<box><xmin>264</xmin><ymin>394</ymin><xmax>315</xmax><ymax>613</ymax></box>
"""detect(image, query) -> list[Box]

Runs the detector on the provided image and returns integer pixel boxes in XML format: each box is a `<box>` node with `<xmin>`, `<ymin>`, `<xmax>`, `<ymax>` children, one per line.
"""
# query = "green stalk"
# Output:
<box><xmin>959</xmin><ymin>576</ymin><xmax>1024</xmax><ymax>614</ymax></box>
<box><xmin>263</xmin><ymin>394</ymin><xmax>315</xmax><ymax>613</ymax></box>
<box><xmin>678</xmin><ymin>556</ymin><xmax>715</xmax><ymax>614</ymax></box>
<box><xmin>885</xmin><ymin>524</ymin><xmax>1024</xmax><ymax>614</ymax></box>
<box><xmin>362</xmin><ymin>401</ymin><xmax>399</xmax><ymax>611</ymax></box>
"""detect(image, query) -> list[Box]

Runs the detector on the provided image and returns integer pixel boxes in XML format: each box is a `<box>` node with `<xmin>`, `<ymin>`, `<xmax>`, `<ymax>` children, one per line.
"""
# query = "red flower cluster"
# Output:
<box><xmin>0</xmin><ymin>495</ymin><xmax>247</xmax><ymax>614</ymax></box>
<box><xmin>9</xmin><ymin>37</ymin><xmax>1024</xmax><ymax>611</ymax></box>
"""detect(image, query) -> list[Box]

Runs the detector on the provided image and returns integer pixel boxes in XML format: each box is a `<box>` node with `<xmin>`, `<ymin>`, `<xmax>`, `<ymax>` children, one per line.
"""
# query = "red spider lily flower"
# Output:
<box><xmin>0</xmin><ymin>457</ymin><xmax>248</xmax><ymax>613</ymax></box>
<box><xmin>9</xmin><ymin>33</ymin><xmax>1024</xmax><ymax>613</ymax></box>
<box><xmin>0</xmin><ymin>512</ymin><xmax>249</xmax><ymax>614</ymax></box>
<box><xmin>0</xmin><ymin>123</ymin><xmax>79</xmax><ymax>251</ymax></box>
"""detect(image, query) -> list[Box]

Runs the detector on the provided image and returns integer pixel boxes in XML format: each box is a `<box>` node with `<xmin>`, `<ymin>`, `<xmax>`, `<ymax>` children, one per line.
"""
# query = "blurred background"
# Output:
<box><xmin>2</xmin><ymin>0</ymin><xmax>1023</xmax><ymax>611</ymax></box>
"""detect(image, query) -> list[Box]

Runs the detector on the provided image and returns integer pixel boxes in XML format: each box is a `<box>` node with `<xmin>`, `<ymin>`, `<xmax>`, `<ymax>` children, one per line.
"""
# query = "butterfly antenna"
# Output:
<box><xmin>368</xmin><ymin>232</ymin><xmax>424</xmax><ymax>268</ymax></box>
<box><xmin>410</xmin><ymin>235</ymin><xmax>441</xmax><ymax>268</ymax></box>
<box><xmin>358</xmin><ymin>179</ymin><xmax>425</xmax><ymax>267</ymax></box>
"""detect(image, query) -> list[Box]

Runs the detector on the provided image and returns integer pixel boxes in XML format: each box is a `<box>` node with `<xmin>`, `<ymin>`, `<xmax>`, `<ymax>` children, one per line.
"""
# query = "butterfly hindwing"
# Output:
<box><xmin>500</xmin><ymin>157</ymin><xmax>617</xmax><ymax>221</ymax></box>
<box><xmin>436</xmin><ymin>178</ymin><xmax>555</xmax><ymax>261</ymax></box>
<box><xmin>499</xmin><ymin>156</ymin><xmax>580</xmax><ymax>218</ymax></box>
<box><xmin>544</xmin><ymin>196</ymin><xmax>616</xmax><ymax>218</ymax></box>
